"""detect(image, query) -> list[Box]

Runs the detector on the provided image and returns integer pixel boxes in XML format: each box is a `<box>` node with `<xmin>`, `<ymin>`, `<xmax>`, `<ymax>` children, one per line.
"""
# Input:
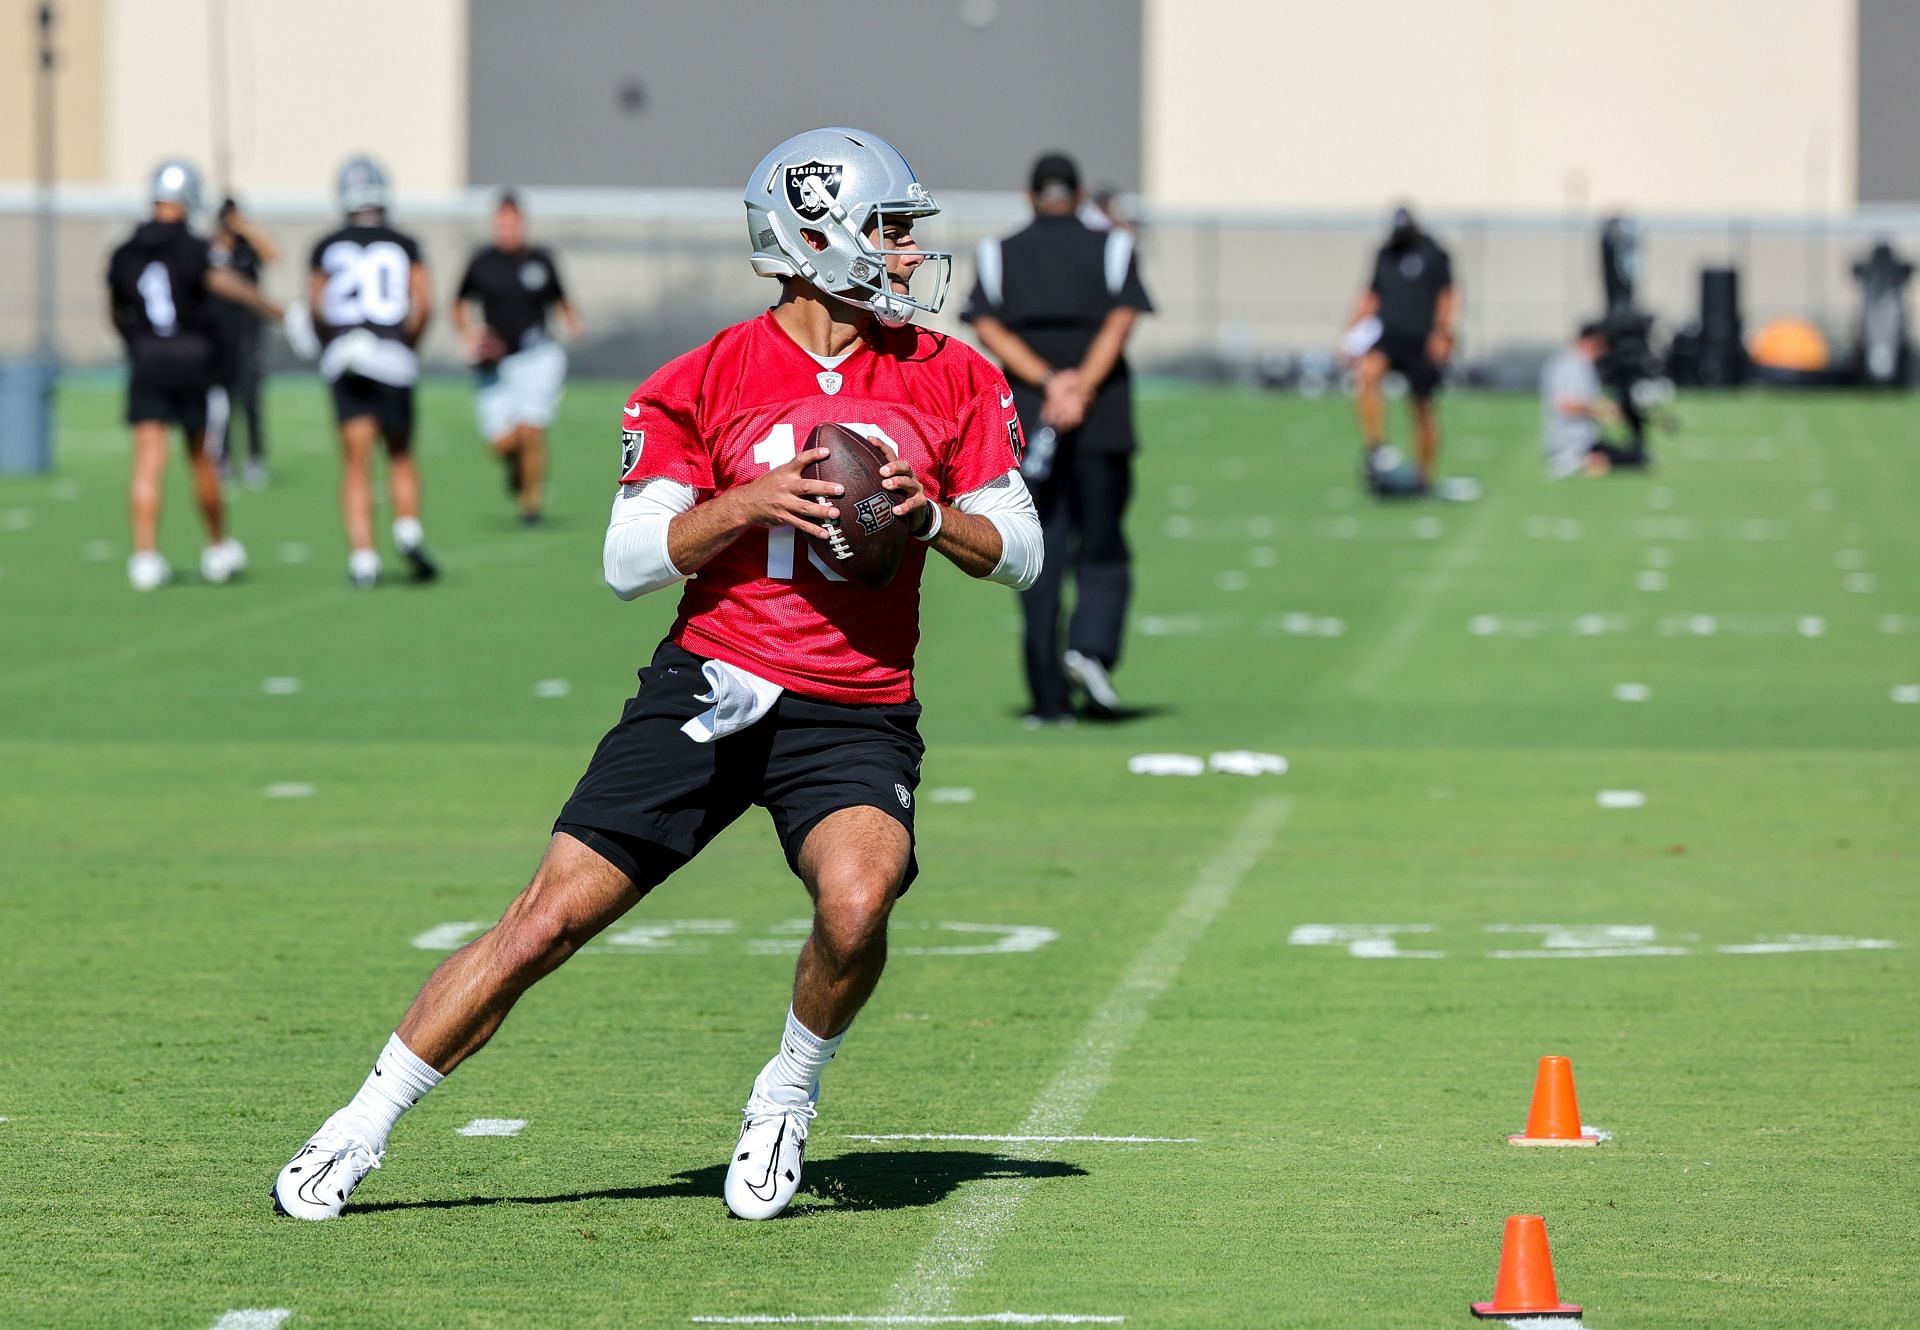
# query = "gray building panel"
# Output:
<box><xmin>1858</xmin><ymin>0</ymin><xmax>1920</xmax><ymax>204</ymax></box>
<box><xmin>467</xmin><ymin>0</ymin><xmax>1142</xmax><ymax>194</ymax></box>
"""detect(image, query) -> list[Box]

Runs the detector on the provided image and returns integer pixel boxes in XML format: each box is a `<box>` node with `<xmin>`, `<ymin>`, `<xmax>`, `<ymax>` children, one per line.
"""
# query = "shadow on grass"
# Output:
<box><xmin>345</xmin><ymin>1148</ymin><xmax>1088</xmax><ymax>1217</ymax></box>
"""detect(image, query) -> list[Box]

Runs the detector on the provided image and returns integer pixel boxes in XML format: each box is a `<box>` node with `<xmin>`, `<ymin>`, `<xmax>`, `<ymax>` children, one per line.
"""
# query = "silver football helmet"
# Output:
<box><xmin>150</xmin><ymin>159</ymin><xmax>203</xmax><ymax>216</ymax></box>
<box><xmin>744</xmin><ymin>127</ymin><xmax>951</xmax><ymax>328</ymax></box>
<box><xmin>337</xmin><ymin>155</ymin><xmax>390</xmax><ymax>215</ymax></box>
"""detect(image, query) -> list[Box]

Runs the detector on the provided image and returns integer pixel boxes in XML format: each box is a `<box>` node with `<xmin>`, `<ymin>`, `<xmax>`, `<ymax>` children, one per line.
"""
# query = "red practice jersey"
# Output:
<box><xmin>618</xmin><ymin>310</ymin><xmax>1024</xmax><ymax>704</ymax></box>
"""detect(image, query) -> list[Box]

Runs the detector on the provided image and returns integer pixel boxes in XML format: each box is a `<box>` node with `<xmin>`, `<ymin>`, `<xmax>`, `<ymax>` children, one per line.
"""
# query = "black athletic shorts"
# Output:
<box><xmin>329</xmin><ymin>373</ymin><xmax>415</xmax><ymax>450</ymax></box>
<box><xmin>126</xmin><ymin>339</ymin><xmax>214</xmax><ymax>436</ymax></box>
<box><xmin>553</xmin><ymin>641</ymin><xmax>924</xmax><ymax>897</ymax></box>
<box><xmin>1377</xmin><ymin>327</ymin><xmax>1442</xmax><ymax>400</ymax></box>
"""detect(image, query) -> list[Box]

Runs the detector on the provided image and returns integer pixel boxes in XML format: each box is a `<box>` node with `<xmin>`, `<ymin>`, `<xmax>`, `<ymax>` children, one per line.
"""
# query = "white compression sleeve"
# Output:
<box><xmin>603</xmin><ymin>478</ymin><xmax>697</xmax><ymax>600</ymax></box>
<box><xmin>953</xmin><ymin>469</ymin><xmax>1044</xmax><ymax>591</ymax></box>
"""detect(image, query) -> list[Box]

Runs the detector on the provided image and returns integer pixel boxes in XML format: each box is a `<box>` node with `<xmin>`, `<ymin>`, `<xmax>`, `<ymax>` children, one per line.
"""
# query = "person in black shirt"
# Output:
<box><xmin>310</xmin><ymin>156</ymin><xmax>438</xmax><ymax>587</ymax></box>
<box><xmin>965</xmin><ymin>153</ymin><xmax>1152</xmax><ymax>724</ymax></box>
<box><xmin>1344</xmin><ymin>206</ymin><xmax>1458</xmax><ymax>497</ymax></box>
<box><xmin>451</xmin><ymin>193</ymin><xmax>581</xmax><ymax>524</ymax></box>
<box><xmin>209</xmin><ymin>196</ymin><xmax>280</xmax><ymax>489</ymax></box>
<box><xmin>106</xmin><ymin>159</ymin><xmax>280</xmax><ymax>591</ymax></box>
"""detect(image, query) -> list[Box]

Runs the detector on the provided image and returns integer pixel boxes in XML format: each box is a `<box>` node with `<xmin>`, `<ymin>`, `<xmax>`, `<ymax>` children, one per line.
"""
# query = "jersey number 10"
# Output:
<box><xmin>751</xmin><ymin>422</ymin><xmax>900</xmax><ymax>583</ymax></box>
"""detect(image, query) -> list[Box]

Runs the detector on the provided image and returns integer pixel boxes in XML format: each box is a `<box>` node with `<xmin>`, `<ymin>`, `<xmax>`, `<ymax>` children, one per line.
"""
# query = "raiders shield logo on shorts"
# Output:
<box><xmin>785</xmin><ymin>161</ymin><xmax>844</xmax><ymax>222</ymax></box>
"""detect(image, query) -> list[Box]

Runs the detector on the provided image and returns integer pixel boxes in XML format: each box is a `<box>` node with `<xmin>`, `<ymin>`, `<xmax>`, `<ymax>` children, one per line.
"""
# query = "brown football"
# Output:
<box><xmin>802</xmin><ymin>421</ymin><xmax>908</xmax><ymax>588</ymax></box>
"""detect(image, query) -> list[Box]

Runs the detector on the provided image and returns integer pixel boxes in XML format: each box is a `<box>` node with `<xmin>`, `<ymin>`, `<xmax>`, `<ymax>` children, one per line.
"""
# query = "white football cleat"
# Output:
<box><xmin>201</xmin><ymin>538</ymin><xmax>247</xmax><ymax>584</ymax></box>
<box><xmin>127</xmin><ymin>551</ymin><xmax>171</xmax><ymax>591</ymax></box>
<box><xmin>1063</xmin><ymin>649</ymin><xmax>1124</xmax><ymax>717</ymax></box>
<box><xmin>723</xmin><ymin>1086</ymin><xmax>815</xmax><ymax>1220</ymax></box>
<box><xmin>272</xmin><ymin>1112</ymin><xmax>382</xmax><ymax>1220</ymax></box>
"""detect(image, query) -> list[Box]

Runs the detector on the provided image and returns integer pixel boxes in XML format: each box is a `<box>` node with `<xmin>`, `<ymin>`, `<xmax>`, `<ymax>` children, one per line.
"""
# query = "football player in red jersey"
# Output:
<box><xmin>274</xmin><ymin>128</ymin><xmax>1043</xmax><ymax>1223</ymax></box>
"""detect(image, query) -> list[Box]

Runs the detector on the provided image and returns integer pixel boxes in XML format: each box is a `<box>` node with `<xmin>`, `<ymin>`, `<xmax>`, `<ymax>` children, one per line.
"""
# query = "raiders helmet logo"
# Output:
<box><xmin>785</xmin><ymin>160</ymin><xmax>844</xmax><ymax>222</ymax></box>
<box><xmin>620</xmin><ymin>428</ymin><xmax>643</xmax><ymax>478</ymax></box>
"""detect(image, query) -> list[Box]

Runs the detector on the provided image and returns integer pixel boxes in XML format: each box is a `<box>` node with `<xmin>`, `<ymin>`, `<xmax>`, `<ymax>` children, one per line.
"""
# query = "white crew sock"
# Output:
<box><xmin>340</xmin><ymin>1033</ymin><xmax>443</xmax><ymax>1152</ymax></box>
<box><xmin>392</xmin><ymin>516</ymin><xmax>424</xmax><ymax>552</ymax></box>
<box><xmin>758</xmin><ymin>1007</ymin><xmax>843</xmax><ymax>1107</ymax></box>
<box><xmin>348</xmin><ymin>547</ymin><xmax>381</xmax><ymax>581</ymax></box>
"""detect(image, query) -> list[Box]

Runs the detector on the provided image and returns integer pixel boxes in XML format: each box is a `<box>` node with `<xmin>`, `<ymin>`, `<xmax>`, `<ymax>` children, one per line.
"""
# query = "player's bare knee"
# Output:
<box><xmin>812</xmin><ymin>873</ymin><xmax>899</xmax><ymax>961</ymax></box>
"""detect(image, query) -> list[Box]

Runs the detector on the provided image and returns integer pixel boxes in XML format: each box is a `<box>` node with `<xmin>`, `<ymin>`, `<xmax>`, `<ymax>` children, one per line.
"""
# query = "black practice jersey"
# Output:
<box><xmin>456</xmin><ymin>245</ymin><xmax>566</xmax><ymax>355</ymax></box>
<box><xmin>310</xmin><ymin>221</ymin><xmax>424</xmax><ymax>345</ymax></box>
<box><xmin>1369</xmin><ymin>235</ymin><xmax>1453</xmax><ymax>338</ymax></box>
<box><xmin>107</xmin><ymin>220</ymin><xmax>218</xmax><ymax>352</ymax></box>
<box><xmin>962</xmin><ymin>214</ymin><xmax>1153</xmax><ymax>389</ymax></box>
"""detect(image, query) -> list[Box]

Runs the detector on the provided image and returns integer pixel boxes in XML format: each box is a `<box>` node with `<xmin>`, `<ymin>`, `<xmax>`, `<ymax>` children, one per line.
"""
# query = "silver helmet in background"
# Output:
<box><xmin>337</xmin><ymin>155</ymin><xmax>390</xmax><ymax>215</ymax></box>
<box><xmin>744</xmin><ymin>127</ymin><xmax>951</xmax><ymax>328</ymax></box>
<box><xmin>149</xmin><ymin>158</ymin><xmax>204</xmax><ymax>217</ymax></box>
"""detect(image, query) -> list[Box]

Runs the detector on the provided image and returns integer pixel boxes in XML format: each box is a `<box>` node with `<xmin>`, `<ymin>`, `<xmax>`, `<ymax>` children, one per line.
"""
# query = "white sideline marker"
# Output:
<box><xmin>845</xmin><ymin>1134</ymin><xmax>1195</xmax><ymax>1144</ymax></box>
<box><xmin>1797</xmin><ymin>617</ymin><xmax>1827</xmax><ymax>638</ymax></box>
<box><xmin>261</xmin><ymin>677</ymin><xmax>302</xmax><ymax>696</ymax></box>
<box><xmin>264</xmin><ymin>783</ymin><xmax>315</xmax><ymax>799</ymax></box>
<box><xmin>692</xmin><ymin>1317</ymin><xmax>1123</xmax><ymax>1326</ymax></box>
<box><xmin>1892</xmin><ymin>685</ymin><xmax>1920</xmax><ymax>705</ymax></box>
<box><xmin>1597</xmin><ymin>790</ymin><xmax>1647</xmax><ymax>809</ymax></box>
<box><xmin>533</xmin><ymin>678</ymin><xmax>571</xmax><ymax>698</ymax></box>
<box><xmin>457</xmin><ymin>1118</ymin><xmax>527</xmax><ymax>1137</ymax></box>
<box><xmin>211</xmin><ymin>1313</ymin><xmax>291</xmax><ymax>1330</ymax></box>
<box><xmin>881</xmin><ymin>799</ymin><xmax>1289</xmax><ymax>1320</ymax></box>
<box><xmin>1613</xmin><ymin>683</ymin><xmax>1651</xmax><ymax>703</ymax></box>
<box><xmin>275</xmin><ymin>542</ymin><xmax>311</xmax><ymax>564</ymax></box>
<box><xmin>1635</xmin><ymin>570</ymin><xmax>1667</xmax><ymax>592</ymax></box>
<box><xmin>82</xmin><ymin>540</ymin><xmax>115</xmax><ymax>562</ymax></box>
<box><xmin>929</xmin><ymin>787</ymin><xmax>976</xmax><ymax>804</ymax></box>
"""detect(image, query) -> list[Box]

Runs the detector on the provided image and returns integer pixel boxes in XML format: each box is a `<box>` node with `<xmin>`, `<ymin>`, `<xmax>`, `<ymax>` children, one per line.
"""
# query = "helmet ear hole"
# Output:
<box><xmin>798</xmin><ymin>227</ymin><xmax>830</xmax><ymax>254</ymax></box>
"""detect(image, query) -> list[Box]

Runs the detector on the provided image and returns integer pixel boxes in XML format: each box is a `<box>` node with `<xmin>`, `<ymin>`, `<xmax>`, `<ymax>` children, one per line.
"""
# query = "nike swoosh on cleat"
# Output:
<box><xmin>744</xmin><ymin>1120</ymin><xmax>785</xmax><ymax>1203</ymax></box>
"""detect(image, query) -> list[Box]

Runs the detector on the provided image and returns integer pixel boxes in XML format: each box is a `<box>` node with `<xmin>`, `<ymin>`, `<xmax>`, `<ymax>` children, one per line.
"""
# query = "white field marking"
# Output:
<box><xmin>457</xmin><ymin>1118</ymin><xmax>527</xmax><ymax>1137</ymax></box>
<box><xmin>532</xmin><ymin>678</ymin><xmax>571</xmax><ymax>698</ymax></box>
<box><xmin>1350</xmin><ymin>496</ymin><xmax>1497</xmax><ymax>696</ymax></box>
<box><xmin>1208</xmin><ymin>750</ymin><xmax>1287</xmax><ymax>777</ymax></box>
<box><xmin>52</xmin><ymin>479</ymin><xmax>80</xmax><ymax>500</ymax></box>
<box><xmin>261</xmin><ymin>676</ymin><xmax>302</xmax><ymax>696</ymax></box>
<box><xmin>691</xmin><ymin>1317</ymin><xmax>1124</xmax><ymax>1326</ymax></box>
<box><xmin>1718</xmin><ymin>936</ymin><xmax>1897</xmax><ymax>955</ymax></box>
<box><xmin>1162</xmin><ymin>515</ymin><xmax>1193</xmax><ymax>540</ymax></box>
<box><xmin>81</xmin><ymin>539</ymin><xmax>115</xmax><ymax>562</ymax></box>
<box><xmin>1644</xmin><ymin>545</ymin><xmax>1673</xmax><ymax>568</ymax></box>
<box><xmin>1836</xmin><ymin>548</ymin><xmax>1866</xmax><ymax>571</ymax></box>
<box><xmin>1270</xmin><ymin>612</ymin><xmax>1347</xmax><ymax>638</ymax></box>
<box><xmin>1215</xmin><ymin>570</ymin><xmax>1249</xmax><ymax>592</ymax></box>
<box><xmin>1879</xmin><ymin>615</ymin><xmax>1909</xmax><ymax>634</ymax></box>
<box><xmin>1288</xmin><ymin>923</ymin><xmax>1444</xmax><ymax>960</ymax></box>
<box><xmin>1412</xmin><ymin>515</ymin><xmax>1444</xmax><ymax>540</ymax></box>
<box><xmin>275</xmin><ymin>542</ymin><xmax>311</xmax><ymax>563</ymax></box>
<box><xmin>1798</xmin><ymin>616</ymin><xmax>1827</xmax><ymax>639</ymax></box>
<box><xmin>1636</xmin><ymin>570</ymin><xmax>1668</xmax><ymax>592</ymax></box>
<box><xmin>1649</xmin><ymin>485</ymin><xmax>1674</xmax><ymax>509</ymax></box>
<box><xmin>597</xmin><ymin>919</ymin><xmax>738</xmax><ymax>953</ymax></box>
<box><xmin>263</xmin><ymin>783</ymin><xmax>315</xmax><ymax>799</ymax></box>
<box><xmin>1127</xmin><ymin>752</ymin><xmax>1204</xmax><ymax>777</ymax></box>
<box><xmin>1167</xmin><ymin>483</ymin><xmax>1196</xmax><ymax>509</ymax></box>
<box><xmin>1689</xmin><ymin>614</ymin><xmax>1718</xmax><ymax>637</ymax></box>
<box><xmin>1809</xmin><ymin>487</ymin><xmax>1836</xmax><ymax>511</ymax></box>
<box><xmin>210</xmin><ymin>1313</ymin><xmax>291</xmax><ymax>1330</ymax></box>
<box><xmin>1597</xmin><ymin>789</ymin><xmax>1646</xmax><ymax>809</ymax></box>
<box><xmin>1136</xmin><ymin>614</ymin><xmax>1206</xmax><ymax>637</ymax></box>
<box><xmin>895</xmin><ymin>923</ymin><xmax>1059</xmax><ymax>957</ymax></box>
<box><xmin>844</xmin><ymin>1134</ymin><xmax>1195</xmax><ymax>1144</ymax></box>
<box><xmin>930</xmin><ymin>787</ymin><xmax>976</xmax><ymax>803</ymax></box>
<box><xmin>1891</xmin><ymin>685</ymin><xmax>1920</xmax><ymax>705</ymax></box>
<box><xmin>412</xmin><ymin>920</ymin><xmax>494</xmax><ymax>951</ymax></box>
<box><xmin>1469</xmin><ymin>615</ymin><xmax>1501</xmax><ymax>637</ymax></box>
<box><xmin>1247</xmin><ymin>544</ymin><xmax>1278</xmax><ymax>568</ymax></box>
<box><xmin>1328</xmin><ymin>515</ymin><xmax>1359</xmax><ymax>539</ymax></box>
<box><xmin>882</xmin><ymin>799</ymin><xmax>1289</xmax><ymax>1320</ymax></box>
<box><xmin>1613</xmin><ymin>683</ymin><xmax>1651</xmax><ymax>702</ymax></box>
<box><xmin>1574</xmin><ymin>613</ymin><xmax>1621</xmax><ymax>636</ymax></box>
<box><xmin>1488</xmin><ymin>923</ymin><xmax>1688</xmax><ymax>960</ymax></box>
<box><xmin>1247</xmin><ymin>515</ymin><xmax>1276</xmax><ymax>538</ymax></box>
<box><xmin>1844</xmin><ymin>572</ymin><xmax>1878</xmax><ymax>594</ymax></box>
<box><xmin>0</xmin><ymin>507</ymin><xmax>34</xmax><ymax>531</ymax></box>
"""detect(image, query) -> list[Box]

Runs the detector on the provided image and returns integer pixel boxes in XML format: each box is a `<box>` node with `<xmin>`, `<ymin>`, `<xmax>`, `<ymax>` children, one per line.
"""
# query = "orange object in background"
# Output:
<box><xmin>1471</xmin><ymin>1214</ymin><xmax>1584</xmax><ymax>1320</ymax></box>
<box><xmin>1508</xmin><ymin>1054</ymin><xmax>1599</xmax><ymax>1146</ymax></box>
<box><xmin>1749</xmin><ymin>316</ymin><xmax>1831</xmax><ymax>373</ymax></box>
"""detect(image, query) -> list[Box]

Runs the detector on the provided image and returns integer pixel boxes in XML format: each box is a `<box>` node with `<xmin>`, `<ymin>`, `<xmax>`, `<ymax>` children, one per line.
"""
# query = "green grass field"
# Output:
<box><xmin>1</xmin><ymin>377</ymin><xmax>1915</xmax><ymax>1329</ymax></box>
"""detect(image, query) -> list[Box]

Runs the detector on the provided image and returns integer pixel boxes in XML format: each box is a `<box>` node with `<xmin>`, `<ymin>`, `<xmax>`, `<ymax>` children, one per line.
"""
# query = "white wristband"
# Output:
<box><xmin>914</xmin><ymin>501</ymin><xmax>944</xmax><ymax>543</ymax></box>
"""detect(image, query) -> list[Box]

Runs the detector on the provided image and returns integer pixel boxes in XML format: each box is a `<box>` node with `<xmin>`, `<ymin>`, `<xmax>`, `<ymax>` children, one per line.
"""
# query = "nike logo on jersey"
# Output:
<box><xmin>624</xmin><ymin>403</ymin><xmax>642</xmax><ymax>418</ymax></box>
<box><xmin>1000</xmin><ymin>391</ymin><xmax>1015</xmax><ymax>408</ymax></box>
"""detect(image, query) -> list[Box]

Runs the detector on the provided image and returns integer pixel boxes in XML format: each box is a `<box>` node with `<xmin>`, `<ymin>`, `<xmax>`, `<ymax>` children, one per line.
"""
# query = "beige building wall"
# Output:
<box><xmin>0</xmin><ymin>0</ymin><xmax>108</xmax><ymax>182</ymax></box>
<box><xmin>1144</xmin><ymin>0</ymin><xmax>1857</xmax><ymax>213</ymax></box>
<box><xmin>2</xmin><ymin>0</ymin><xmax>466</xmax><ymax>194</ymax></box>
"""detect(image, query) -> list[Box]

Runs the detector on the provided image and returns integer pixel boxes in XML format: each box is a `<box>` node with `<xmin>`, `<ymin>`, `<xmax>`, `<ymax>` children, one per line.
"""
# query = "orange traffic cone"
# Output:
<box><xmin>1508</xmin><ymin>1055</ymin><xmax>1599</xmax><ymax>1147</ymax></box>
<box><xmin>1471</xmin><ymin>1214</ymin><xmax>1583</xmax><ymax>1320</ymax></box>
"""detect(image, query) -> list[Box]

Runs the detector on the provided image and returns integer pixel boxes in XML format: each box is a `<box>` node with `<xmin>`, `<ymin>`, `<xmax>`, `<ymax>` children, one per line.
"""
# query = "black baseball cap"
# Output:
<box><xmin>1030</xmin><ymin>152</ymin><xmax>1081</xmax><ymax>197</ymax></box>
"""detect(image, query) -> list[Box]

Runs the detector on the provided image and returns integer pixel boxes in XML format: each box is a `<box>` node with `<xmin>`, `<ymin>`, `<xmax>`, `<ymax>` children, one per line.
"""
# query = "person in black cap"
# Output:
<box><xmin>965</xmin><ymin>152</ymin><xmax>1154</xmax><ymax>724</ymax></box>
<box><xmin>1343</xmin><ymin>205</ymin><xmax>1458</xmax><ymax>497</ymax></box>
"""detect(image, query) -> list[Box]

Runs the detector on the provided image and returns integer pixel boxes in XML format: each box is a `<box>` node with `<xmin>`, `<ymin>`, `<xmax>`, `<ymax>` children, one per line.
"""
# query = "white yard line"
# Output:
<box><xmin>210</xmin><ymin>1313</ymin><xmax>291</xmax><ymax>1330</ymax></box>
<box><xmin>844</xmin><ymin>1134</ymin><xmax>1195</xmax><ymax>1144</ymax></box>
<box><xmin>1348</xmin><ymin>499</ymin><xmax>1499</xmax><ymax>697</ymax></box>
<box><xmin>693</xmin><ymin>1317</ymin><xmax>1123</xmax><ymax>1326</ymax></box>
<box><xmin>880</xmin><ymin>798</ymin><xmax>1290</xmax><ymax>1319</ymax></box>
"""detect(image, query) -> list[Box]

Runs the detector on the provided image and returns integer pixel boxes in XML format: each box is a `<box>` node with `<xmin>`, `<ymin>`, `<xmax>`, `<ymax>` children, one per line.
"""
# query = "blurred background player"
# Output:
<box><xmin>965</xmin><ymin>151</ymin><xmax>1152</xmax><ymax>723</ymax></box>
<box><xmin>208</xmin><ymin>196</ymin><xmax>280</xmax><ymax>489</ymax></box>
<box><xmin>311</xmin><ymin>156</ymin><xmax>438</xmax><ymax>586</ymax></box>
<box><xmin>1344</xmin><ymin>205</ymin><xmax>1457</xmax><ymax>497</ymax></box>
<box><xmin>1541</xmin><ymin>320</ymin><xmax>1647</xmax><ymax>477</ymax></box>
<box><xmin>106</xmin><ymin>159</ymin><xmax>280</xmax><ymax>590</ymax></box>
<box><xmin>451</xmin><ymin>192</ymin><xmax>582</xmax><ymax>525</ymax></box>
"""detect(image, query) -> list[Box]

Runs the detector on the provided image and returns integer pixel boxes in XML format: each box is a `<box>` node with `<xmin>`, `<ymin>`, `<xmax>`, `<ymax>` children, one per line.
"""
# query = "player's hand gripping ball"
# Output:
<box><xmin>802</xmin><ymin>422</ymin><xmax>908</xmax><ymax>588</ymax></box>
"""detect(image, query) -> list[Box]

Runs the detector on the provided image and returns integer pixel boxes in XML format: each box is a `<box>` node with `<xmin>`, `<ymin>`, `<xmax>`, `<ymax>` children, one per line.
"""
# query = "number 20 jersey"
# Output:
<box><xmin>618</xmin><ymin>310</ymin><xmax>1024</xmax><ymax>705</ymax></box>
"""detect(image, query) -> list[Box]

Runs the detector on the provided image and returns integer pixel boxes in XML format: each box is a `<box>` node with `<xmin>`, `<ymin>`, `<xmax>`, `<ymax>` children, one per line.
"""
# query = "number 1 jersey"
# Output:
<box><xmin>618</xmin><ymin>310</ymin><xmax>1025</xmax><ymax>704</ymax></box>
